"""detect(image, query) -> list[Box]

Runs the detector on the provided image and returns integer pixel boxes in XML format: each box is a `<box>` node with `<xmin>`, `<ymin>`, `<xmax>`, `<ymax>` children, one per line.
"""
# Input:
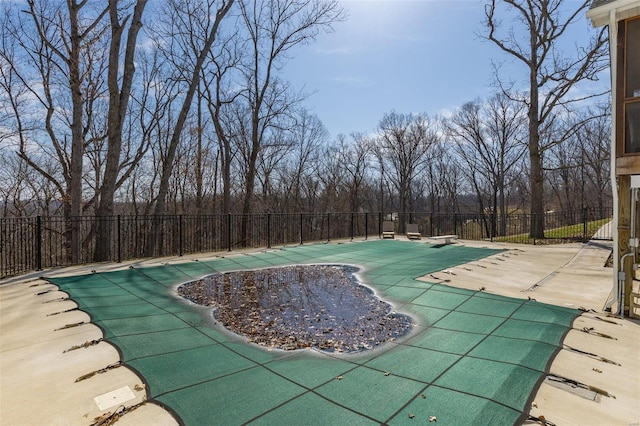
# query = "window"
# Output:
<box><xmin>626</xmin><ymin>101</ymin><xmax>640</xmax><ymax>153</ymax></box>
<box><xmin>624</xmin><ymin>17</ymin><xmax>640</xmax><ymax>99</ymax></box>
<box><xmin>624</xmin><ymin>18</ymin><xmax>640</xmax><ymax>154</ymax></box>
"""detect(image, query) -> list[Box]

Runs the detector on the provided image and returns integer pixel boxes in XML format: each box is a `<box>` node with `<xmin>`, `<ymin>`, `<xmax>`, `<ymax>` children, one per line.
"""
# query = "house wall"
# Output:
<box><xmin>588</xmin><ymin>0</ymin><xmax>640</xmax><ymax>315</ymax></box>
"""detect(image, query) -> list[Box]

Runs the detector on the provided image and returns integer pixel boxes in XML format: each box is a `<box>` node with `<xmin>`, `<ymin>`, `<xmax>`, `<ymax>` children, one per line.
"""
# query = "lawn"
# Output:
<box><xmin>492</xmin><ymin>218</ymin><xmax>611</xmax><ymax>244</ymax></box>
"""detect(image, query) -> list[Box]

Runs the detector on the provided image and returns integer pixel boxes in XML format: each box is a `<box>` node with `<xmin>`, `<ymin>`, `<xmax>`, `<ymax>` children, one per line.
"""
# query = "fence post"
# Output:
<box><xmin>365</xmin><ymin>212</ymin><xmax>368</xmax><ymax>240</ymax></box>
<box><xmin>35</xmin><ymin>216</ymin><xmax>42</xmax><ymax>271</ymax></box>
<box><xmin>227</xmin><ymin>214</ymin><xmax>232</xmax><ymax>252</ymax></box>
<box><xmin>583</xmin><ymin>207</ymin><xmax>588</xmax><ymax>241</ymax></box>
<box><xmin>267</xmin><ymin>213</ymin><xmax>271</xmax><ymax>248</ymax></box>
<box><xmin>300</xmin><ymin>213</ymin><xmax>303</xmax><ymax>245</ymax></box>
<box><xmin>491</xmin><ymin>209</ymin><xmax>498</xmax><ymax>239</ymax></box>
<box><xmin>117</xmin><ymin>215</ymin><xmax>122</xmax><ymax>263</ymax></box>
<box><xmin>430</xmin><ymin>212</ymin><xmax>434</xmax><ymax>237</ymax></box>
<box><xmin>378</xmin><ymin>212</ymin><xmax>382</xmax><ymax>238</ymax></box>
<box><xmin>179</xmin><ymin>214</ymin><xmax>183</xmax><ymax>256</ymax></box>
<box><xmin>350</xmin><ymin>212</ymin><xmax>354</xmax><ymax>241</ymax></box>
<box><xmin>454</xmin><ymin>213</ymin><xmax>458</xmax><ymax>236</ymax></box>
<box><xmin>327</xmin><ymin>212</ymin><xmax>331</xmax><ymax>242</ymax></box>
<box><xmin>490</xmin><ymin>212</ymin><xmax>495</xmax><ymax>242</ymax></box>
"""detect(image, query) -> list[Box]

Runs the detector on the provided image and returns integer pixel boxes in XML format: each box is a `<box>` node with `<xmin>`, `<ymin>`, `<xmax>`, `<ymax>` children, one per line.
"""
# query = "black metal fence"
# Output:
<box><xmin>394</xmin><ymin>208</ymin><xmax>613</xmax><ymax>243</ymax></box>
<box><xmin>0</xmin><ymin>208</ymin><xmax>613</xmax><ymax>279</ymax></box>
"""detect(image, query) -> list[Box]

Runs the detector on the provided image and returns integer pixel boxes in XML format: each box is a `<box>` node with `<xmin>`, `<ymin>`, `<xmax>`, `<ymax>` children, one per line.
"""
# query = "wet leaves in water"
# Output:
<box><xmin>177</xmin><ymin>265</ymin><xmax>412</xmax><ymax>353</ymax></box>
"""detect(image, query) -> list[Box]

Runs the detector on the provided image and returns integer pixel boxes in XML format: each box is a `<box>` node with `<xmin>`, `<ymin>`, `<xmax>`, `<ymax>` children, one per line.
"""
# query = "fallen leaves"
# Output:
<box><xmin>63</xmin><ymin>339</ymin><xmax>102</xmax><ymax>353</ymax></box>
<box><xmin>177</xmin><ymin>265</ymin><xmax>413</xmax><ymax>353</ymax></box>
<box><xmin>75</xmin><ymin>362</ymin><xmax>122</xmax><ymax>382</ymax></box>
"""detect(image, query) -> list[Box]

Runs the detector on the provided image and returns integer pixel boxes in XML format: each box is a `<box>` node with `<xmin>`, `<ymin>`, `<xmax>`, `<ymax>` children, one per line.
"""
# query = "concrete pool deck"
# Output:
<box><xmin>1</xmin><ymin>239</ymin><xmax>639</xmax><ymax>425</ymax></box>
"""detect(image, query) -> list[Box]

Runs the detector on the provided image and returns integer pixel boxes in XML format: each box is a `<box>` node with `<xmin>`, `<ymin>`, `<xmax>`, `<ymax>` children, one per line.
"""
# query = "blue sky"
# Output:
<box><xmin>282</xmin><ymin>0</ymin><xmax>608</xmax><ymax>139</ymax></box>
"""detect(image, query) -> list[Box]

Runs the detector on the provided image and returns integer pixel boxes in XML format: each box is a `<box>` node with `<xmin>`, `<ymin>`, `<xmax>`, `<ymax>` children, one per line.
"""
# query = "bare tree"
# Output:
<box><xmin>419</xmin><ymin>140</ymin><xmax>462</xmax><ymax>215</ymax></box>
<box><xmin>0</xmin><ymin>154</ymin><xmax>30</xmax><ymax>217</ymax></box>
<box><xmin>375</xmin><ymin>111</ymin><xmax>439</xmax><ymax>229</ymax></box>
<box><xmin>2</xmin><ymin>0</ymin><xmax>109</xmax><ymax>261</ymax></box>
<box><xmin>484</xmin><ymin>0</ymin><xmax>609</xmax><ymax>238</ymax></box>
<box><xmin>234</xmin><ymin>0</ymin><xmax>344</xmax><ymax>243</ymax></box>
<box><xmin>317</xmin><ymin>143</ymin><xmax>347</xmax><ymax>212</ymax></box>
<box><xmin>335</xmin><ymin>133</ymin><xmax>372</xmax><ymax>214</ymax></box>
<box><xmin>432</xmin><ymin>148</ymin><xmax>463</xmax><ymax>214</ymax></box>
<box><xmin>546</xmin><ymin>120</ymin><xmax>580</xmax><ymax>212</ymax></box>
<box><xmin>579</xmin><ymin>104</ymin><xmax>611</xmax><ymax>210</ymax></box>
<box><xmin>92</xmin><ymin>0</ymin><xmax>148</xmax><ymax>261</ymax></box>
<box><xmin>257</xmin><ymin>127</ymin><xmax>295</xmax><ymax>212</ymax></box>
<box><xmin>547</xmin><ymin>103</ymin><xmax>611</xmax><ymax>211</ymax></box>
<box><xmin>144</xmin><ymin>0</ymin><xmax>234</xmax><ymax>256</ymax></box>
<box><xmin>282</xmin><ymin>109</ymin><xmax>328</xmax><ymax>211</ymax></box>
<box><xmin>447</xmin><ymin>94</ymin><xmax>527</xmax><ymax>235</ymax></box>
<box><xmin>114</xmin><ymin>47</ymin><xmax>172</xmax><ymax>217</ymax></box>
<box><xmin>191</xmin><ymin>93</ymin><xmax>221</xmax><ymax>215</ymax></box>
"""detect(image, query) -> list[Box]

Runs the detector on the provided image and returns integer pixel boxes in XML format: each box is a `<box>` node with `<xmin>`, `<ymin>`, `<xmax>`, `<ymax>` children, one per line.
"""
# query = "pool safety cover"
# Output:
<box><xmin>47</xmin><ymin>240</ymin><xmax>579</xmax><ymax>425</ymax></box>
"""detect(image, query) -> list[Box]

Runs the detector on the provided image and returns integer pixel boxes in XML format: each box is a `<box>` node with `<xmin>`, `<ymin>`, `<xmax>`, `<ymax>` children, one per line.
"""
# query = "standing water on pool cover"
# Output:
<box><xmin>178</xmin><ymin>265</ymin><xmax>412</xmax><ymax>352</ymax></box>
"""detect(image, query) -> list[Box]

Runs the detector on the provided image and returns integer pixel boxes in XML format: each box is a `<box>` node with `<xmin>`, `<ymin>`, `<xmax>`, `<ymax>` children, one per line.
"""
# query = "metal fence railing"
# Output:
<box><xmin>0</xmin><ymin>208</ymin><xmax>613</xmax><ymax>279</ymax></box>
<box><xmin>393</xmin><ymin>208</ymin><xmax>613</xmax><ymax>244</ymax></box>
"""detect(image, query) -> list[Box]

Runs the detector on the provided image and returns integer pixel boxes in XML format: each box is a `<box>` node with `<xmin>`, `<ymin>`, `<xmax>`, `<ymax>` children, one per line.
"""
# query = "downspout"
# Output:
<box><xmin>618</xmin><ymin>255</ymin><xmax>632</xmax><ymax>317</ymax></box>
<box><xmin>605</xmin><ymin>8</ymin><xmax>621</xmax><ymax>313</ymax></box>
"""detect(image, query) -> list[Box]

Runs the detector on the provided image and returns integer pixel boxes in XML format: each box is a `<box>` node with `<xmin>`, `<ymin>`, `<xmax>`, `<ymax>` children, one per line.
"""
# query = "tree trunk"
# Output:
<box><xmin>195</xmin><ymin>93</ymin><xmax>204</xmax><ymax>215</ymax></box>
<box><xmin>68</xmin><ymin>2</ymin><xmax>85</xmax><ymax>264</ymax></box>
<box><xmin>528</xmin><ymin>28</ymin><xmax>544</xmax><ymax>239</ymax></box>
<box><xmin>498</xmin><ymin>174</ymin><xmax>507</xmax><ymax>236</ymax></box>
<box><xmin>240</xmin><ymin>112</ymin><xmax>261</xmax><ymax>247</ymax></box>
<box><xmin>94</xmin><ymin>0</ymin><xmax>147</xmax><ymax>261</ymax></box>
<box><xmin>529</xmin><ymin>126</ymin><xmax>545</xmax><ymax>238</ymax></box>
<box><xmin>145</xmin><ymin>0</ymin><xmax>234</xmax><ymax>256</ymax></box>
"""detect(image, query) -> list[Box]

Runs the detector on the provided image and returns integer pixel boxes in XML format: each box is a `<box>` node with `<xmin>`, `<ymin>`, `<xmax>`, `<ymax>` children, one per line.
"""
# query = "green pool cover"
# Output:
<box><xmin>48</xmin><ymin>240</ymin><xmax>579</xmax><ymax>425</ymax></box>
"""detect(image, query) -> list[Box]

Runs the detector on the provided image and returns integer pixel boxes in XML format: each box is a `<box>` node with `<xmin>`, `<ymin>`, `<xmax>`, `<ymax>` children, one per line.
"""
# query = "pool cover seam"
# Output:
<box><xmin>125</xmin><ymin>260</ymin><xmax>416</xmax><ymax>419</ymax></box>
<box><xmin>294</xmin><ymin>251</ymin><xmax>541</xmax><ymax>423</ymax></box>
<box><xmin>240</xmin><ymin>243</ymin><xmax>537</xmax><ymax>423</ymax></box>
<box><xmin>401</xmin><ymin>329</ymin><xmax>559</xmax><ymax>361</ymax></box>
<box><xmin>149</xmin><ymin>347</ymin><xmax>388</xmax><ymax>424</ymax></box>
<box><xmin>239</xmin><ymin>363</ymin><xmax>387</xmax><ymax>425</ymax></box>
<box><xmin>382</xmin><ymin>294</ymin><xmax>548</xmax><ymax>424</ymax></box>
<box><xmin>57</xmin><ymin>269</ymin><xmax>305</xmax><ymax>404</ymax></box>
<box><xmin>234</xmin><ymin>277</ymin><xmax>533</xmax><ymax>424</ymax></box>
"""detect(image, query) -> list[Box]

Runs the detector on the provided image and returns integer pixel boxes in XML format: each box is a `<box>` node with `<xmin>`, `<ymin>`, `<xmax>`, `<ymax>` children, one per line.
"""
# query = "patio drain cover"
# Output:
<box><xmin>94</xmin><ymin>386</ymin><xmax>136</xmax><ymax>411</ymax></box>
